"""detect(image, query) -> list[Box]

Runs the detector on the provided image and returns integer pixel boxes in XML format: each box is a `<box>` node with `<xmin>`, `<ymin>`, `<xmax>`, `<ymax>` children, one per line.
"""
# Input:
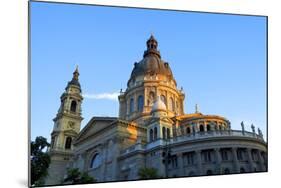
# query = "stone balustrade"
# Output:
<box><xmin>120</xmin><ymin>129</ymin><xmax>265</xmax><ymax>156</ymax></box>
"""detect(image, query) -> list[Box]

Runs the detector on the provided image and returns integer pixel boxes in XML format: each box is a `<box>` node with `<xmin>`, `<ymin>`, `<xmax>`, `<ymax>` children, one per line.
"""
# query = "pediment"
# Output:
<box><xmin>146</xmin><ymin>116</ymin><xmax>174</xmax><ymax>125</ymax></box>
<box><xmin>75</xmin><ymin>117</ymin><xmax>117</xmax><ymax>143</ymax></box>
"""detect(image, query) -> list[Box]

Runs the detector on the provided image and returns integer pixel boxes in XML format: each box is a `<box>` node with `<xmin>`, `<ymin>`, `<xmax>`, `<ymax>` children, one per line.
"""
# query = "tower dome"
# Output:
<box><xmin>66</xmin><ymin>66</ymin><xmax>81</xmax><ymax>90</ymax></box>
<box><xmin>151</xmin><ymin>97</ymin><xmax>167</xmax><ymax>113</ymax></box>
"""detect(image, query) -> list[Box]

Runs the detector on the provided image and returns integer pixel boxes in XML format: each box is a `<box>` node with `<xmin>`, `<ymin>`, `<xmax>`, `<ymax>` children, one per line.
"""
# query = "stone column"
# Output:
<box><xmin>134</xmin><ymin>93</ymin><xmax>137</xmax><ymax>114</ymax></box>
<box><xmin>101</xmin><ymin>142</ymin><xmax>108</xmax><ymax>181</ymax></box>
<box><xmin>215</xmin><ymin>148</ymin><xmax>222</xmax><ymax>174</ymax></box>
<box><xmin>126</xmin><ymin>99</ymin><xmax>129</xmax><ymax>116</ymax></box>
<box><xmin>196</xmin><ymin>121</ymin><xmax>200</xmax><ymax>133</ymax></box>
<box><xmin>204</xmin><ymin>121</ymin><xmax>207</xmax><ymax>132</ymax></box>
<box><xmin>195</xmin><ymin>150</ymin><xmax>202</xmax><ymax>175</ymax></box>
<box><xmin>257</xmin><ymin>150</ymin><xmax>266</xmax><ymax>171</ymax></box>
<box><xmin>66</xmin><ymin>97</ymin><xmax>70</xmax><ymax>111</ymax></box>
<box><xmin>177</xmin><ymin>153</ymin><xmax>184</xmax><ymax>176</ymax></box>
<box><xmin>231</xmin><ymin>148</ymin><xmax>240</xmax><ymax>173</ymax></box>
<box><xmin>247</xmin><ymin>148</ymin><xmax>255</xmax><ymax>172</ymax></box>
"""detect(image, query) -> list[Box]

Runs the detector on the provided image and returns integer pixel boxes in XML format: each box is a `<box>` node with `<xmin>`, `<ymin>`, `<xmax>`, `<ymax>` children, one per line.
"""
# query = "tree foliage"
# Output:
<box><xmin>138</xmin><ymin>167</ymin><xmax>160</xmax><ymax>179</ymax></box>
<box><xmin>64</xmin><ymin>168</ymin><xmax>96</xmax><ymax>184</ymax></box>
<box><xmin>31</xmin><ymin>136</ymin><xmax>51</xmax><ymax>186</ymax></box>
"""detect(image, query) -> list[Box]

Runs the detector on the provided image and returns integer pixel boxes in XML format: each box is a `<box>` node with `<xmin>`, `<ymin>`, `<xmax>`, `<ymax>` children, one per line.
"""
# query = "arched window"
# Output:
<box><xmin>150</xmin><ymin>129</ymin><xmax>153</xmax><ymax>142</ymax></box>
<box><xmin>137</xmin><ymin>95</ymin><xmax>144</xmax><ymax>112</ymax></box>
<box><xmin>221</xmin><ymin>150</ymin><xmax>228</xmax><ymax>161</ymax></box>
<box><xmin>186</xmin><ymin>127</ymin><xmax>191</xmax><ymax>134</ymax></box>
<box><xmin>160</xmin><ymin>95</ymin><xmax>166</xmax><ymax>105</ymax></box>
<box><xmin>154</xmin><ymin>127</ymin><xmax>158</xmax><ymax>140</ymax></box>
<box><xmin>162</xmin><ymin>127</ymin><xmax>166</xmax><ymax>140</ymax></box>
<box><xmin>167</xmin><ymin>128</ymin><xmax>170</xmax><ymax>139</ymax></box>
<box><xmin>207</xmin><ymin>124</ymin><xmax>211</xmax><ymax>131</ymax></box>
<box><xmin>240</xmin><ymin>167</ymin><xmax>245</xmax><ymax>173</ymax></box>
<box><xmin>200</xmin><ymin>124</ymin><xmax>204</xmax><ymax>132</ymax></box>
<box><xmin>224</xmin><ymin>168</ymin><xmax>230</xmax><ymax>174</ymax></box>
<box><xmin>70</xmin><ymin>101</ymin><xmax>77</xmax><ymax>112</ymax></box>
<box><xmin>129</xmin><ymin>98</ymin><xmax>134</xmax><ymax>113</ymax></box>
<box><xmin>237</xmin><ymin>149</ymin><xmax>244</xmax><ymax>161</ymax></box>
<box><xmin>169</xmin><ymin>97</ymin><xmax>175</xmax><ymax>111</ymax></box>
<box><xmin>65</xmin><ymin>137</ymin><xmax>72</xmax><ymax>149</ymax></box>
<box><xmin>90</xmin><ymin>153</ymin><xmax>102</xmax><ymax>169</ymax></box>
<box><xmin>206</xmin><ymin>170</ymin><xmax>213</xmax><ymax>175</ymax></box>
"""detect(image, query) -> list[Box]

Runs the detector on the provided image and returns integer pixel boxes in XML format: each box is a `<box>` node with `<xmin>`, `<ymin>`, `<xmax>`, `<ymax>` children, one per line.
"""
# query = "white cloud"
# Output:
<box><xmin>83</xmin><ymin>91</ymin><xmax>119</xmax><ymax>101</ymax></box>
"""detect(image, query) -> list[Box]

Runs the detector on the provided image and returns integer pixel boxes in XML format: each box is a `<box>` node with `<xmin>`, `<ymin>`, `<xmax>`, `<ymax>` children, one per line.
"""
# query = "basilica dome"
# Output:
<box><xmin>128</xmin><ymin>35</ymin><xmax>175</xmax><ymax>86</ymax></box>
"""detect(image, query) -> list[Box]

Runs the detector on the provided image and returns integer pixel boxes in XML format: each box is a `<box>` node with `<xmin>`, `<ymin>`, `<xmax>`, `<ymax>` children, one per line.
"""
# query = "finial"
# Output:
<box><xmin>258</xmin><ymin>128</ymin><xmax>262</xmax><ymax>135</ymax></box>
<box><xmin>195</xmin><ymin>104</ymin><xmax>199</xmax><ymax>113</ymax></box>
<box><xmin>251</xmin><ymin>124</ymin><xmax>256</xmax><ymax>134</ymax></box>
<box><xmin>241</xmin><ymin>121</ymin><xmax>245</xmax><ymax>134</ymax></box>
<box><xmin>73</xmin><ymin>65</ymin><xmax>79</xmax><ymax>80</ymax></box>
<box><xmin>258</xmin><ymin>128</ymin><xmax>263</xmax><ymax>138</ymax></box>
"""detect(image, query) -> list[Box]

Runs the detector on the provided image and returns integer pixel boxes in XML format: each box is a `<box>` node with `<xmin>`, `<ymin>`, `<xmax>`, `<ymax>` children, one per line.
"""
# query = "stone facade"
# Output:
<box><xmin>45</xmin><ymin>36</ymin><xmax>267</xmax><ymax>186</ymax></box>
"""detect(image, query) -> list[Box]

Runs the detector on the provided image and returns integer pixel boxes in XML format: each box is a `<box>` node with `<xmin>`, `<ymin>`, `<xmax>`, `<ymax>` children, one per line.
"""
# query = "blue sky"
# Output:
<box><xmin>30</xmin><ymin>2</ymin><xmax>267</xmax><ymax>142</ymax></box>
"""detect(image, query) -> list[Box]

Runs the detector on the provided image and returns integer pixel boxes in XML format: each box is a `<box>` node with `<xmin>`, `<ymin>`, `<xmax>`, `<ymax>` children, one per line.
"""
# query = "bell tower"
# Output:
<box><xmin>50</xmin><ymin>66</ymin><xmax>83</xmax><ymax>151</ymax></box>
<box><xmin>45</xmin><ymin>67</ymin><xmax>83</xmax><ymax>185</ymax></box>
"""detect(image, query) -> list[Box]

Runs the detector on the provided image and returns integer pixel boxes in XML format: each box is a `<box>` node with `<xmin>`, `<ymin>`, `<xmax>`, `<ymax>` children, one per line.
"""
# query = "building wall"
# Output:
<box><xmin>71</xmin><ymin>120</ymin><xmax>147</xmax><ymax>182</ymax></box>
<box><xmin>118</xmin><ymin>134</ymin><xmax>267</xmax><ymax>180</ymax></box>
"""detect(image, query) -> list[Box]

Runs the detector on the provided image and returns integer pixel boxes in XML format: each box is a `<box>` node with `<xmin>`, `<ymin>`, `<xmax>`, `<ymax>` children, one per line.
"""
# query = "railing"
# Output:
<box><xmin>120</xmin><ymin>129</ymin><xmax>265</xmax><ymax>156</ymax></box>
<box><xmin>171</xmin><ymin>130</ymin><xmax>264</xmax><ymax>145</ymax></box>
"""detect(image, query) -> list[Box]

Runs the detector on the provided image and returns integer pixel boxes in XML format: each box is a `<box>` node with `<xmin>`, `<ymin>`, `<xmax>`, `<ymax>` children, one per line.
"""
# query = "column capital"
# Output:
<box><xmin>215</xmin><ymin>148</ymin><xmax>220</xmax><ymax>152</ymax></box>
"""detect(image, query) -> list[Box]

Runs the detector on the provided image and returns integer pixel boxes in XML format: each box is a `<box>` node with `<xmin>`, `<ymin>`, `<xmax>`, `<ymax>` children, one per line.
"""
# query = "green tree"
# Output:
<box><xmin>64</xmin><ymin>168</ymin><xmax>96</xmax><ymax>184</ymax></box>
<box><xmin>138</xmin><ymin>167</ymin><xmax>159</xmax><ymax>179</ymax></box>
<box><xmin>31</xmin><ymin>136</ymin><xmax>51</xmax><ymax>186</ymax></box>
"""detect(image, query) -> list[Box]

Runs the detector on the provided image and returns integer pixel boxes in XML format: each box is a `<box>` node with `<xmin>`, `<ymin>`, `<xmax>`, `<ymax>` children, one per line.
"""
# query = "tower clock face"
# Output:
<box><xmin>68</xmin><ymin>121</ymin><xmax>75</xmax><ymax>129</ymax></box>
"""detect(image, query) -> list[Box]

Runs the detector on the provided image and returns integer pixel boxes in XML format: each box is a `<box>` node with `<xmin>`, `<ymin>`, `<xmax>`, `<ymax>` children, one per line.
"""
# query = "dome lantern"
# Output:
<box><xmin>143</xmin><ymin>35</ymin><xmax>161</xmax><ymax>58</ymax></box>
<box><xmin>146</xmin><ymin>34</ymin><xmax>158</xmax><ymax>50</ymax></box>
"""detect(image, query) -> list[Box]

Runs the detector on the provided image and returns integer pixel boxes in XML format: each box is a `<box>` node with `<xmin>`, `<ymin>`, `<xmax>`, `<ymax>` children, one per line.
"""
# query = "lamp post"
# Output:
<box><xmin>162</xmin><ymin>135</ymin><xmax>171</xmax><ymax>178</ymax></box>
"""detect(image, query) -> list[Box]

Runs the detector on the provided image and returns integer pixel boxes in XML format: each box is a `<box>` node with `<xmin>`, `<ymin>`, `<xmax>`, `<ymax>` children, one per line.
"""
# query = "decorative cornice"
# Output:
<box><xmin>53</xmin><ymin>112</ymin><xmax>83</xmax><ymax>122</ymax></box>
